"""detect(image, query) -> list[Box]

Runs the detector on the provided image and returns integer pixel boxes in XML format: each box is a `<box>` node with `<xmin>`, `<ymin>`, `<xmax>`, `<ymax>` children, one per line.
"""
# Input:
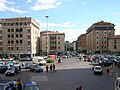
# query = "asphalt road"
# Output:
<box><xmin>1</xmin><ymin>57</ymin><xmax>120</xmax><ymax>90</ymax></box>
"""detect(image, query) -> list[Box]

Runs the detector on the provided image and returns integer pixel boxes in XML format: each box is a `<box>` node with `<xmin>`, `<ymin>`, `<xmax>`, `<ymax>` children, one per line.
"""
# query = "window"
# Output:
<box><xmin>16</xmin><ymin>40</ymin><xmax>19</xmax><ymax>44</ymax></box>
<box><xmin>58</xmin><ymin>37</ymin><xmax>60</xmax><ymax>39</ymax></box>
<box><xmin>96</xmin><ymin>42</ymin><xmax>99</xmax><ymax>44</ymax></box>
<box><xmin>28</xmin><ymin>41</ymin><xmax>30</xmax><ymax>45</ymax></box>
<box><xmin>96</xmin><ymin>31</ymin><xmax>99</xmax><ymax>34</ymax></box>
<box><xmin>11</xmin><ymin>40</ymin><xmax>14</xmax><ymax>44</ymax></box>
<box><xmin>20</xmin><ymin>34</ymin><xmax>22</xmax><ymax>38</ymax></box>
<box><xmin>58</xmin><ymin>42</ymin><xmax>60</xmax><ymax>44</ymax></box>
<box><xmin>58</xmin><ymin>46</ymin><xmax>60</xmax><ymax>49</ymax></box>
<box><xmin>8</xmin><ymin>40</ymin><xmax>10</xmax><ymax>44</ymax></box>
<box><xmin>96</xmin><ymin>36</ymin><xmax>99</xmax><ymax>39</ymax></box>
<box><xmin>8</xmin><ymin>29</ymin><xmax>10</xmax><ymax>32</ymax></box>
<box><xmin>28</xmin><ymin>35</ymin><xmax>30</xmax><ymax>39</ymax></box>
<box><xmin>0</xmin><ymin>36</ymin><xmax>2</xmax><ymax>40</ymax></box>
<box><xmin>104</xmin><ymin>31</ymin><xmax>107</xmax><ymax>34</ymax></box>
<box><xmin>114</xmin><ymin>45</ymin><xmax>117</xmax><ymax>49</ymax></box>
<box><xmin>20</xmin><ymin>40</ymin><xmax>22</xmax><ymax>43</ymax></box>
<box><xmin>8</xmin><ymin>35</ymin><xmax>10</xmax><ymax>38</ymax></box>
<box><xmin>0</xmin><ymin>47</ymin><xmax>2</xmax><ymax>51</ymax></box>
<box><xmin>0</xmin><ymin>30</ymin><xmax>2</xmax><ymax>34</ymax></box>
<box><xmin>0</xmin><ymin>42</ymin><xmax>2</xmax><ymax>46</ymax></box>
<box><xmin>16</xmin><ymin>34</ymin><xmax>18</xmax><ymax>38</ymax></box>
<box><xmin>11</xmin><ymin>34</ymin><xmax>14</xmax><ymax>38</ymax></box>
<box><xmin>114</xmin><ymin>40</ymin><xmax>117</xmax><ymax>44</ymax></box>
<box><xmin>96</xmin><ymin>46</ymin><xmax>99</xmax><ymax>48</ymax></box>
<box><xmin>11</xmin><ymin>29</ymin><xmax>14</xmax><ymax>32</ymax></box>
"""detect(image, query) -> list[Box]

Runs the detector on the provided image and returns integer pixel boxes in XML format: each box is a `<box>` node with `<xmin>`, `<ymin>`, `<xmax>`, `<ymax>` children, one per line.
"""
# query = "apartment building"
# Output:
<box><xmin>0</xmin><ymin>17</ymin><xmax>40</xmax><ymax>58</ymax></box>
<box><xmin>108</xmin><ymin>35</ymin><xmax>120</xmax><ymax>53</ymax></box>
<box><xmin>40</xmin><ymin>31</ymin><xmax>65</xmax><ymax>55</ymax></box>
<box><xmin>76</xmin><ymin>33</ymin><xmax>87</xmax><ymax>53</ymax></box>
<box><xmin>86</xmin><ymin>21</ymin><xmax>115</xmax><ymax>54</ymax></box>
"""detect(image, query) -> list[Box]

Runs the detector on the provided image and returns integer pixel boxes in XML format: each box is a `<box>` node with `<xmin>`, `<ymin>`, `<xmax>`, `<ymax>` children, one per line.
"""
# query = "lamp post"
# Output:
<box><xmin>45</xmin><ymin>16</ymin><xmax>49</xmax><ymax>56</ymax></box>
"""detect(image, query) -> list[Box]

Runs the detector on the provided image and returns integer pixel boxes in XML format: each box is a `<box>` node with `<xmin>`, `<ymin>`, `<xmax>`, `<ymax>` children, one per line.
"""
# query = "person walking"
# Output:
<box><xmin>53</xmin><ymin>64</ymin><xmax>55</xmax><ymax>71</ymax></box>
<box><xmin>46</xmin><ymin>65</ymin><xmax>49</xmax><ymax>72</ymax></box>
<box><xmin>106</xmin><ymin>67</ymin><xmax>109</xmax><ymax>77</ymax></box>
<box><xmin>17</xmin><ymin>78</ymin><xmax>22</xmax><ymax>90</ymax></box>
<box><xmin>50</xmin><ymin>64</ymin><xmax>53</xmax><ymax>71</ymax></box>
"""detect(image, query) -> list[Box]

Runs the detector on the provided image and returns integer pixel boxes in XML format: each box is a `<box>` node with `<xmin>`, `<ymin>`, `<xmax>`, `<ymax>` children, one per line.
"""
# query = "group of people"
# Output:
<box><xmin>7</xmin><ymin>77</ymin><xmax>22</xmax><ymax>90</ymax></box>
<box><xmin>46</xmin><ymin>64</ymin><xmax>56</xmax><ymax>72</ymax></box>
<box><xmin>76</xmin><ymin>86</ymin><xmax>83</xmax><ymax>90</ymax></box>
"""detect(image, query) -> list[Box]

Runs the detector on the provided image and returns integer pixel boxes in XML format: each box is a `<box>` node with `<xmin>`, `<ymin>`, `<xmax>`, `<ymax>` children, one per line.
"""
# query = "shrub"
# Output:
<box><xmin>46</xmin><ymin>58</ymin><xmax>55</xmax><ymax>63</ymax></box>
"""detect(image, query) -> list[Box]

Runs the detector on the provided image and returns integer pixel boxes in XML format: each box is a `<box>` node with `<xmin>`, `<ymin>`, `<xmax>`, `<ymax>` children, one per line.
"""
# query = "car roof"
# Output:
<box><xmin>94</xmin><ymin>66</ymin><xmax>101</xmax><ymax>68</ymax></box>
<box><xmin>24</xmin><ymin>82</ymin><xmax>38</xmax><ymax>86</ymax></box>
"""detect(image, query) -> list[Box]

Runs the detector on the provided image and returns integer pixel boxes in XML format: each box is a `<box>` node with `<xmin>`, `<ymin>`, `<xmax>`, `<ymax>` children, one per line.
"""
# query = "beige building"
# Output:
<box><xmin>0</xmin><ymin>17</ymin><xmax>40</xmax><ymax>58</ymax></box>
<box><xmin>40</xmin><ymin>31</ymin><xmax>65</xmax><ymax>55</ymax></box>
<box><xmin>86</xmin><ymin>21</ymin><xmax>115</xmax><ymax>54</ymax></box>
<box><xmin>108</xmin><ymin>35</ymin><xmax>120</xmax><ymax>53</ymax></box>
<box><xmin>76</xmin><ymin>33</ymin><xmax>87</xmax><ymax>53</ymax></box>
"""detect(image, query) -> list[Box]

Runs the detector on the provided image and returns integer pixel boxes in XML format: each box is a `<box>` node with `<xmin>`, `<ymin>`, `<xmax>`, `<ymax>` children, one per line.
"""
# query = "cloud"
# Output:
<box><xmin>27</xmin><ymin>0</ymin><xmax>32</xmax><ymax>3</ymax></box>
<box><xmin>82</xmin><ymin>2</ymin><xmax>86</xmax><ymax>5</ymax></box>
<box><xmin>31</xmin><ymin>0</ymin><xmax>62</xmax><ymax>11</ymax></box>
<box><xmin>0</xmin><ymin>0</ymin><xmax>27</xmax><ymax>14</ymax></box>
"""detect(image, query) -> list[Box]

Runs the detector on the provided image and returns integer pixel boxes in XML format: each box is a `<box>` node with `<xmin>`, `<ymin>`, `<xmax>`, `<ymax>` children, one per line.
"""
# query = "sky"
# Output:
<box><xmin>0</xmin><ymin>0</ymin><xmax>120</xmax><ymax>42</ymax></box>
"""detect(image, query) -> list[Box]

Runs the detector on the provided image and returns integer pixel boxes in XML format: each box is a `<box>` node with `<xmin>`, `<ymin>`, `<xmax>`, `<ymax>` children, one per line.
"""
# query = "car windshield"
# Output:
<box><xmin>95</xmin><ymin>67</ymin><xmax>101</xmax><ymax>69</ymax></box>
<box><xmin>24</xmin><ymin>86</ymin><xmax>40</xmax><ymax>90</ymax></box>
<box><xmin>0</xmin><ymin>85</ymin><xmax>5</xmax><ymax>90</ymax></box>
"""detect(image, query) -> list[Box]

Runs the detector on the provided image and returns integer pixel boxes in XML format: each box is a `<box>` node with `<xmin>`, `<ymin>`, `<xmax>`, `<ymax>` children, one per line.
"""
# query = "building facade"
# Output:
<box><xmin>108</xmin><ymin>35</ymin><xmax>120</xmax><ymax>53</ymax></box>
<box><xmin>76</xmin><ymin>33</ymin><xmax>87</xmax><ymax>53</ymax></box>
<box><xmin>86</xmin><ymin>21</ymin><xmax>115</xmax><ymax>54</ymax></box>
<box><xmin>40</xmin><ymin>31</ymin><xmax>65</xmax><ymax>55</ymax></box>
<box><xmin>0</xmin><ymin>17</ymin><xmax>40</xmax><ymax>58</ymax></box>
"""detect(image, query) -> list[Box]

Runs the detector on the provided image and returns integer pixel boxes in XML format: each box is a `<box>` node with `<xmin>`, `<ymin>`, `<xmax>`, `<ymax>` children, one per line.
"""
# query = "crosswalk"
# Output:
<box><xmin>31</xmin><ymin>75</ymin><xmax>48</xmax><ymax>82</ymax></box>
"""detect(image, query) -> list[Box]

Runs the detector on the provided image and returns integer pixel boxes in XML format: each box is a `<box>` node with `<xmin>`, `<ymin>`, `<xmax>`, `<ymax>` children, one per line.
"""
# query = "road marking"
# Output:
<box><xmin>31</xmin><ymin>75</ymin><xmax>48</xmax><ymax>81</ymax></box>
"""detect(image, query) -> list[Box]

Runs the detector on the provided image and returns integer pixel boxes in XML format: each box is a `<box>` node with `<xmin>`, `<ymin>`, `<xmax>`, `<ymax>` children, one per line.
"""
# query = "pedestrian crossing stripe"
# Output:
<box><xmin>31</xmin><ymin>76</ymin><xmax>48</xmax><ymax>81</ymax></box>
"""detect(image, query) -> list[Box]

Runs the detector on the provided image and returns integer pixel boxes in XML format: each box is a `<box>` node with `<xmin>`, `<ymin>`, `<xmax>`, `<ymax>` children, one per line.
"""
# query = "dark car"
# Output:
<box><xmin>117</xmin><ymin>61</ymin><xmax>120</xmax><ymax>68</ymax></box>
<box><xmin>23</xmin><ymin>81</ymin><xmax>40</xmax><ymax>90</ymax></box>
<box><xmin>0</xmin><ymin>65</ymin><xmax>8</xmax><ymax>73</ymax></box>
<box><xmin>5</xmin><ymin>66</ymin><xmax>20</xmax><ymax>76</ymax></box>
<box><xmin>101</xmin><ymin>60</ymin><xmax>114</xmax><ymax>66</ymax></box>
<box><xmin>30</xmin><ymin>64</ymin><xmax>43</xmax><ymax>72</ymax></box>
<box><xmin>24</xmin><ymin>62</ymin><xmax>33</xmax><ymax>69</ymax></box>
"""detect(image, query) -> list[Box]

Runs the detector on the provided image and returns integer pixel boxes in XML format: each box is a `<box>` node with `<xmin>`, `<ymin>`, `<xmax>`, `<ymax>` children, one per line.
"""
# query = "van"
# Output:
<box><xmin>115</xmin><ymin>77</ymin><xmax>120</xmax><ymax>90</ymax></box>
<box><xmin>32</xmin><ymin>56</ymin><xmax>46</xmax><ymax>66</ymax></box>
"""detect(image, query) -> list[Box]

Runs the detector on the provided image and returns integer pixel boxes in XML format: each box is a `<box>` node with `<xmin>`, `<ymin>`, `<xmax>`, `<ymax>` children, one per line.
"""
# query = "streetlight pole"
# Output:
<box><xmin>45</xmin><ymin>16</ymin><xmax>49</xmax><ymax>56</ymax></box>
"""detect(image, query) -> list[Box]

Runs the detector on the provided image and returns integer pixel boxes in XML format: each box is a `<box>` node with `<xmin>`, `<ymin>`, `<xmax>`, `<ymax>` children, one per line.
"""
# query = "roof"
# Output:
<box><xmin>109</xmin><ymin>35</ymin><xmax>120</xmax><ymax>39</ymax></box>
<box><xmin>41</xmin><ymin>31</ymin><xmax>65</xmax><ymax>35</ymax></box>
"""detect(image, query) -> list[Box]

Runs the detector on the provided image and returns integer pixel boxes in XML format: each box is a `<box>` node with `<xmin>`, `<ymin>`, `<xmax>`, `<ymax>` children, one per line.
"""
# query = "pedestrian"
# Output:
<box><xmin>19</xmin><ymin>65</ymin><xmax>21</xmax><ymax>73</ymax></box>
<box><xmin>53</xmin><ymin>64</ymin><xmax>55</xmax><ymax>71</ymax></box>
<box><xmin>106</xmin><ymin>67</ymin><xmax>109</xmax><ymax>77</ymax></box>
<box><xmin>17</xmin><ymin>77</ymin><xmax>22</xmax><ymax>90</ymax></box>
<box><xmin>46</xmin><ymin>65</ymin><xmax>49</xmax><ymax>72</ymax></box>
<box><xmin>50</xmin><ymin>64</ymin><xmax>53</xmax><ymax>71</ymax></box>
<box><xmin>76</xmin><ymin>86</ymin><xmax>83</xmax><ymax>90</ymax></box>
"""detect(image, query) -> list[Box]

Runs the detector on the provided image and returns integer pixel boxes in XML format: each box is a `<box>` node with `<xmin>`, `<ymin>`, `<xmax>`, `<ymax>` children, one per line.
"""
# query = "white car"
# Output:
<box><xmin>94</xmin><ymin>66</ymin><xmax>102</xmax><ymax>75</ymax></box>
<box><xmin>115</xmin><ymin>77</ymin><xmax>120</xmax><ymax>90</ymax></box>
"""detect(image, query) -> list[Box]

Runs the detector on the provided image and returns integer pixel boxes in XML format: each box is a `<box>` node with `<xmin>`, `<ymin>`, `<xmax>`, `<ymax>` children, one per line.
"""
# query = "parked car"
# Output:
<box><xmin>24</xmin><ymin>62</ymin><xmax>33</xmax><ymax>69</ymax></box>
<box><xmin>5</xmin><ymin>66</ymin><xmax>20</xmax><ymax>76</ymax></box>
<box><xmin>115</xmin><ymin>77</ymin><xmax>120</xmax><ymax>90</ymax></box>
<box><xmin>94</xmin><ymin>66</ymin><xmax>103</xmax><ymax>75</ymax></box>
<box><xmin>32</xmin><ymin>56</ymin><xmax>46</xmax><ymax>66</ymax></box>
<box><xmin>117</xmin><ymin>61</ymin><xmax>120</xmax><ymax>68</ymax></box>
<box><xmin>23</xmin><ymin>81</ymin><xmax>40</xmax><ymax>90</ymax></box>
<box><xmin>101</xmin><ymin>60</ymin><xmax>114</xmax><ymax>66</ymax></box>
<box><xmin>30</xmin><ymin>64</ymin><xmax>43</xmax><ymax>72</ymax></box>
<box><xmin>0</xmin><ymin>80</ymin><xmax>17</xmax><ymax>90</ymax></box>
<box><xmin>0</xmin><ymin>65</ymin><xmax>8</xmax><ymax>74</ymax></box>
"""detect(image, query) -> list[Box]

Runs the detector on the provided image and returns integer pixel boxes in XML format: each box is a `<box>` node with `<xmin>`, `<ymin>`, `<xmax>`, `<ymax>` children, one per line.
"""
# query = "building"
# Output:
<box><xmin>108</xmin><ymin>35</ymin><xmax>120</xmax><ymax>54</ymax></box>
<box><xmin>40</xmin><ymin>31</ymin><xmax>65</xmax><ymax>55</ymax></box>
<box><xmin>0</xmin><ymin>17</ymin><xmax>40</xmax><ymax>58</ymax></box>
<box><xmin>76</xmin><ymin>33</ymin><xmax>87</xmax><ymax>53</ymax></box>
<box><xmin>86</xmin><ymin>21</ymin><xmax>115</xmax><ymax>54</ymax></box>
<box><xmin>70</xmin><ymin>41</ymin><xmax>76</xmax><ymax>51</ymax></box>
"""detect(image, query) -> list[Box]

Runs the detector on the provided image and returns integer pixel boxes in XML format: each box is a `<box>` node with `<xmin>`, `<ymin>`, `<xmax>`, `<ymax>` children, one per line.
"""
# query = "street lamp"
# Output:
<box><xmin>45</xmin><ymin>16</ymin><xmax>49</xmax><ymax>56</ymax></box>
